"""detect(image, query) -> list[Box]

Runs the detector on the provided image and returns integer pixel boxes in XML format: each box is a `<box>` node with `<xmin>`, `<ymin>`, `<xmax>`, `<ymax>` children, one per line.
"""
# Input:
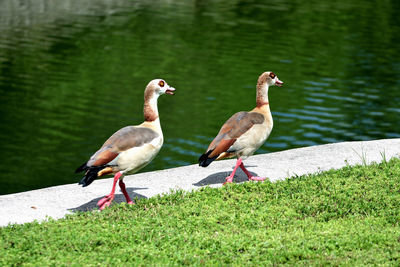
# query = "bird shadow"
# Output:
<box><xmin>193</xmin><ymin>169</ymin><xmax>258</xmax><ymax>187</ymax></box>
<box><xmin>69</xmin><ymin>187</ymin><xmax>148</xmax><ymax>212</ymax></box>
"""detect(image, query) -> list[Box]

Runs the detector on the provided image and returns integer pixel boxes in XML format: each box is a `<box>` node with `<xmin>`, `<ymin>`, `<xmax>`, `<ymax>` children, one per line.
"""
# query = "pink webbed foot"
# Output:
<box><xmin>119</xmin><ymin>180</ymin><xmax>135</xmax><ymax>205</ymax></box>
<box><xmin>223</xmin><ymin>158</ymin><xmax>243</xmax><ymax>185</ymax></box>
<box><xmin>97</xmin><ymin>194</ymin><xmax>115</xmax><ymax>210</ymax></box>
<box><xmin>96</xmin><ymin>171</ymin><xmax>122</xmax><ymax>210</ymax></box>
<box><xmin>238</xmin><ymin>161</ymin><xmax>266</xmax><ymax>182</ymax></box>
<box><xmin>223</xmin><ymin>176</ymin><xmax>234</xmax><ymax>185</ymax></box>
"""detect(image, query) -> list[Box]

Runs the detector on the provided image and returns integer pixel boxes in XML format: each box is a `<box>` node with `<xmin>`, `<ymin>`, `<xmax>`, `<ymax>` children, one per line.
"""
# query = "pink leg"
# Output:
<box><xmin>223</xmin><ymin>158</ymin><xmax>243</xmax><ymax>185</ymax></box>
<box><xmin>239</xmin><ymin>162</ymin><xmax>266</xmax><ymax>181</ymax></box>
<box><xmin>97</xmin><ymin>172</ymin><xmax>122</xmax><ymax>210</ymax></box>
<box><xmin>119</xmin><ymin>180</ymin><xmax>134</xmax><ymax>205</ymax></box>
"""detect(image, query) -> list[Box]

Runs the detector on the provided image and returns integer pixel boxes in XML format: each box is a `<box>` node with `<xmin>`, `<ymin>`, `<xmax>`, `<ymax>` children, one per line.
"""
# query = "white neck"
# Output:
<box><xmin>148</xmin><ymin>94</ymin><xmax>159</xmax><ymax>114</ymax></box>
<box><xmin>256</xmin><ymin>83</ymin><xmax>269</xmax><ymax>107</ymax></box>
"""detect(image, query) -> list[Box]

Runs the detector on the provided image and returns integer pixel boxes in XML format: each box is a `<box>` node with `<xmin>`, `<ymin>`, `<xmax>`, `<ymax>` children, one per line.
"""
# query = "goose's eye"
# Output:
<box><xmin>158</xmin><ymin>81</ymin><xmax>165</xmax><ymax>87</ymax></box>
<box><xmin>269</xmin><ymin>73</ymin><xmax>276</xmax><ymax>79</ymax></box>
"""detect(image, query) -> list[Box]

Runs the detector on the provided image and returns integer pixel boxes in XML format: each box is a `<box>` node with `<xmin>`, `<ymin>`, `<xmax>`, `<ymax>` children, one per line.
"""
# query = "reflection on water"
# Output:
<box><xmin>1</xmin><ymin>0</ymin><xmax>399</xmax><ymax>194</ymax></box>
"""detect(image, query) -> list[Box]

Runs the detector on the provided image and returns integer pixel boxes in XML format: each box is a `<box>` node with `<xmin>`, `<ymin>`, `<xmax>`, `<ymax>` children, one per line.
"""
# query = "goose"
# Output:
<box><xmin>76</xmin><ymin>79</ymin><xmax>175</xmax><ymax>210</ymax></box>
<box><xmin>199</xmin><ymin>72</ymin><xmax>283</xmax><ymax>184</ymax></box>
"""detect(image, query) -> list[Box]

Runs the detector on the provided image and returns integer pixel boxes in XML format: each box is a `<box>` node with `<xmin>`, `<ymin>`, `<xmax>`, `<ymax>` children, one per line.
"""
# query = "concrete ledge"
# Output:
<box><xmin>1</xmin><ymin>139</ymin><xmax>399</xmax><ymax>227</ymax></box>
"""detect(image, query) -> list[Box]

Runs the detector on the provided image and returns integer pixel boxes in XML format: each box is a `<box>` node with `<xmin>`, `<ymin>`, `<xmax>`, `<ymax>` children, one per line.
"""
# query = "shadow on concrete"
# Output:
<box><xmin>69</xmin><ymin>187</ymin><xmax>148</xmax><ymax>212</ymax></box>
<box><xmin>193</xmin><ymin>169</ymin><xmax>258</xmax><ymax>186</ymax></box>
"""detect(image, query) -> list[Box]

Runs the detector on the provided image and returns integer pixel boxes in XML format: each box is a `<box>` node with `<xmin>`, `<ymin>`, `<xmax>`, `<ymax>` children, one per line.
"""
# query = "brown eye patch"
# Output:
<box><xmin>269</xmin><ymin>72</ymin><xmax>276</xmax><ymax>79</ymax></box>
<box><xmin>158</xmin><ymin>80</ymin><xmax>165</xmax><ymax>87</ymax></box>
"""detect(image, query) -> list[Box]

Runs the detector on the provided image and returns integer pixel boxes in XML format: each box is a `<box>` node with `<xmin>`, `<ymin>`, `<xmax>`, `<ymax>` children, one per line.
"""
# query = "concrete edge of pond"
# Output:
<box><xmin>1</xmin><ymin>138</ymin><xmax>400</xmax><ymax>227</ymax></box>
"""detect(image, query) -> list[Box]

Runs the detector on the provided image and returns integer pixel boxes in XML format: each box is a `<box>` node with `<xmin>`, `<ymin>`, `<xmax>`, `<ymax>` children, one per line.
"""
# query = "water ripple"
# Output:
<box><xmin>273</xmin><ymin>111</ymin><xmax>333</xmax><ymax>124</ymax></box>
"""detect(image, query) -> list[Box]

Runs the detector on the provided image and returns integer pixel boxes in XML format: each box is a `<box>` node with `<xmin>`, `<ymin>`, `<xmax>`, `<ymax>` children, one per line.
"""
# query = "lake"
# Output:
<box><xmin>1</xmin><ymin>0</ymin><xmax>399</xmax><ymax>194</ymax></box>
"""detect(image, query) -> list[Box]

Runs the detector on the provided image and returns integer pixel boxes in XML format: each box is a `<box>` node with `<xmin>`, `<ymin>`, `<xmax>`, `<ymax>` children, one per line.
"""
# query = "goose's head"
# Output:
<box><xmin>147</xmin><ymin>79</ymin><xmax>176</xmax><ymax>96</ymax></box>
<box><xmin>258</xmin><ymin>71</ymin><xmax>283</xmax><ymax>88</ymax></box>
<box><xmin>143</xmin><ymin>79</ymin><xmax>176</xmax><ymax>121</ymax></box>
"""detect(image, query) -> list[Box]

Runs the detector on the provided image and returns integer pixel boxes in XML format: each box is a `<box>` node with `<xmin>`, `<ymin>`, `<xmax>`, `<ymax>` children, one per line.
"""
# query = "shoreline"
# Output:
<box><xmin>1</xmin><ymin>138</ymin><xmax>399</xmax><ymax>227</ymax></box>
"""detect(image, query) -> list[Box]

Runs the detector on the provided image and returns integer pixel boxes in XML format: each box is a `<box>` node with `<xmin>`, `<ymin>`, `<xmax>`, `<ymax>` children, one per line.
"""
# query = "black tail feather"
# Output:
<box><xmin>199</xmin><ymin>150</ymin><xmax>217</xmax><ymax>167</ymax></box>
<box><xmin>75</xmin><ymin>162</ymin><xmax>88</xmax><ymax>173</ymax></box>
<box><xmin>78</xmin><ymin>165</ymin><xmax>106</xmax><ymax>187</ymax></box>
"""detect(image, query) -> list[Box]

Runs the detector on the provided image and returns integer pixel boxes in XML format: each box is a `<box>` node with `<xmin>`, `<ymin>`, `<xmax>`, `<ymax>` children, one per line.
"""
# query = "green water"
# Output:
<box><xmin>0</xmin><ymin>0</ymin><xmax>399</xmax><ymax>195</ymax></box>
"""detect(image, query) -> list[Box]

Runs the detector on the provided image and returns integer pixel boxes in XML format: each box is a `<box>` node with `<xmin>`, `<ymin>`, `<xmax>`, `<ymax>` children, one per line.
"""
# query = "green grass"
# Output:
<box><xmin>2</xmin><ymin>158</ymin><xmax>400</xmax><ymax>266</ymax></box>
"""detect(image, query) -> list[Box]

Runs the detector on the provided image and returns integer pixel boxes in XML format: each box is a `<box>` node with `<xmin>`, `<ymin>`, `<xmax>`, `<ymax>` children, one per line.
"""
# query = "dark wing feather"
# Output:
<box><xmin>76</xmin><ymin>126</ymin><xmax>159</xmax><ymax>186</ymax></box>
<box><xmin>76</xmin><ymin>126</ymin><xmax>159</xmax><ymax>172</ymax></box>
<box><xmin>199</xmin><ymin>112</ymin><xmax>264</xmax><ymax>166</ymax></box>
<box><xmin>86</xmin><ymin>126</ymin><xmax>159</xmax><ymax>167</ymax></box>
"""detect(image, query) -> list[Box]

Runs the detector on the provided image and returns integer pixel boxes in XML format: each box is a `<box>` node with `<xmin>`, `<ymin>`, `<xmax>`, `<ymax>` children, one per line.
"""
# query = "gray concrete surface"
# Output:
<box><xmin>1</xmin><ymin>139</ymin><xmax>399</xmax><ymax>227</ymax></box>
